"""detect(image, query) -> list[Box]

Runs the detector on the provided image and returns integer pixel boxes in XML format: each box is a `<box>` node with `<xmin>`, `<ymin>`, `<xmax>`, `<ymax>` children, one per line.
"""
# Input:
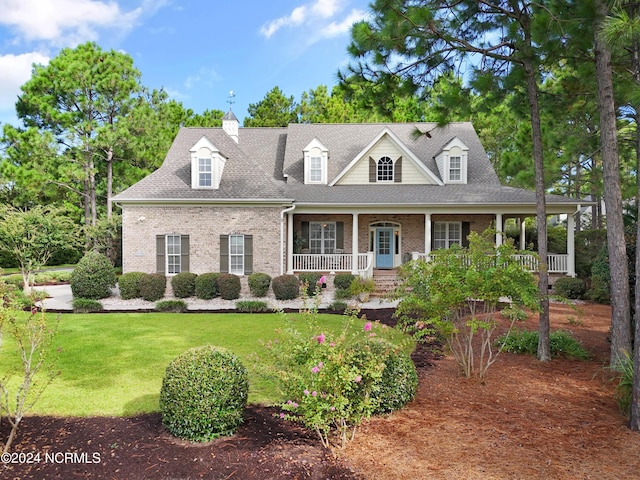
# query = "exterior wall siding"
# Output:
<box><xmin>122</xmin><ymin>205</ymin><xmax>283</xmax><ymax>277</ymax></box>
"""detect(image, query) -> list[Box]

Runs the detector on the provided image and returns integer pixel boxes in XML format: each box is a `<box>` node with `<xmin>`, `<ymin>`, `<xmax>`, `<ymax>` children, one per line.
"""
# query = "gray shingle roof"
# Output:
<box><xmin>113</xmin><ymin>122</ymin><xmax>583</xmax><ymax>209</ymax></box>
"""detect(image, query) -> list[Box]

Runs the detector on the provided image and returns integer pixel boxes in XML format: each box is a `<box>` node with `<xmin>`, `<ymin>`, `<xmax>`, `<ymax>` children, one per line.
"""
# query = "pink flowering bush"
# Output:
<box><xmin>261</xmin><ymin>288</ymin><xmax>415</xmax><ymax>448</ymax></box>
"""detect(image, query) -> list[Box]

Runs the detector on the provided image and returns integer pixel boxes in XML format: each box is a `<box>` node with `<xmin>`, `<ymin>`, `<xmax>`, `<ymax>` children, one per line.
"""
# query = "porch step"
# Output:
<box><xmin>372</xmin><ymin>269</ymin><xmax>400</xmax><ymax>297</ymax></box>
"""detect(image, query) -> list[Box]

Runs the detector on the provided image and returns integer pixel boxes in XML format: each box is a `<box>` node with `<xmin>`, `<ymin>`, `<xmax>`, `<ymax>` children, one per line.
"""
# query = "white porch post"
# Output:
<box><xmin>520</xmin><ymin>218</ymin><xmax>526</xmax><ymax>250</ymax></box>
<box><xmin>286</xmin><ymin>211</ymin><xmax>294</xmax><ymax>274</ymax></box>
<box><xmin>425</xmin><ymin>213</ymin><xmax>431</xmax><ymax>256</ymax></box>
<box><xmin>495</xmin><ymin>213</ymin><xmax>503</xmax><ymax>246</ymax></box>
<box><xmin>352</xmin><ymin>213</ymin><xmax>359</xmax><ymax>274</ymax></box>
<box><xmin>567</xmin><ymin>214</ymin><xmax>576</xmax><ymax>277</ymax></box>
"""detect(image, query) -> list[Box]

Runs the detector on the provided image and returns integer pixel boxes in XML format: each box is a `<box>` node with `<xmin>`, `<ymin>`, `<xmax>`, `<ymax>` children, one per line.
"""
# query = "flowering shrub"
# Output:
<box><xmin>261</xmin><ymin>291</ymin><xmax>414</xmax><ymax>448</ymax></box>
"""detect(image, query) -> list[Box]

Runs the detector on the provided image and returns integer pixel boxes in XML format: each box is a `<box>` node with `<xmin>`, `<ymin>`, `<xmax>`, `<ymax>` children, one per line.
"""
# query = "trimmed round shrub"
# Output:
<box><xmin>118</xmin><ymin>271</ymin><xmax>146</xmax><ymax>300</ymax></box>
<box><xmin>70</xmin><ymin>251</ymin><xmax>116</xmax><ymax>300</ymax></box>
<box><xmin>373</xmin><ymin>347</ymin><xmax>418</xmax><ymax>414</ymax></box>
<box><xmin>156</xmin><ymin>300</ymin><xmax>188</xmax><ymax>312</ymax></box>
<box><xmin>159</xmin><ymin>345</ymin><xmax>248</xmax><ymax>441</ymax></box>
<box><xmin>553</xmin><ymin>277</ymin><xmax>586</xmax><ymax>300</ymax></box>
<box><xmin>217</xmin><ymin>273</ymin><xmax>241</xmax><ymax>300</ymax></box>
<box><xmin>298</xmin><ymin>272</ymin><xmax>323</xmax><ymax>296</ymax></box>
<box><xmin>139</xmin><ymin>273</ymin><xmax>167</xmax><ymax>302</ymax></box>
<box><xmin>195</xmin><ymin>272</ymin><xmax>221</xmax><ymax>299</ymax></box>
<box><xmin>72</xmin><ymin>298</ymin><xmax>104</xmax><ymax>313</ymax></box>
<box><xmin>334</xmin><ymin>273</ymin><xmax>355</xmax><ymax>291</ymax></box>
<box><xmin>248</xmin><ymin>272</ymin><xmax>271</xmax><ymax>297</ymax></box>
<box><xmin>272</xmin><ymin>274</ymin><xmax>300</xmax><ymax>300</ymax></box>
<box><xmin>171</xmin><ymin>272</ymin><xmax>197</xmax><ymax>298</ymax></box>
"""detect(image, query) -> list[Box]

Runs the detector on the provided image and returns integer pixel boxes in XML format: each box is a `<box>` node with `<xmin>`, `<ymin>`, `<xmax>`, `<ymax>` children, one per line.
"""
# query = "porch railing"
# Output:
<box><xmin>293</xmin><ymin>253</ymin><xmax>373</xmax><ymax>275</ymax></box>
<box><xmin>411</xmin><ymin>252</ymin><xmax>569</xmax><ymax>274</ymax></box>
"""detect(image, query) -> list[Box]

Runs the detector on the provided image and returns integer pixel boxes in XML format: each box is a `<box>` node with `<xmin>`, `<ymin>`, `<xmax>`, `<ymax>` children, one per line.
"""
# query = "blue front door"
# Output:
<box><xmin>376</xmin><ymin>228</ymin><xmax>394</xmax><ymax>268</ymax></box>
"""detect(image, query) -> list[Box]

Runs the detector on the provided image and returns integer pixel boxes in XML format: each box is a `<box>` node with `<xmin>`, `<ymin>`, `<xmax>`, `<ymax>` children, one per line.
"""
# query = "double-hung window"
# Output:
<box><xmin>229</xmin><ymin>234</ymin><xmax>244</xmax><ymax>275</ymax></box>
<box><xmin>309</xmin><ymin>222</ymin><xmax>336</xmax><ymax>254</ymax></box>
<box><xmin>309</xmin><ymin>156</ymin><xmax>322</xmax><ymax>183</ymax></box>
<box><xmin>198</xmin><ymin>158</ymin><xmax>212</xmax><ymax>187</ymax></box>
<box><xmin>377</xmin><ymin>156</ymin><xmax>393</xmax><ymax>182</ymax></box>
<box><xmin>449</xmin><ymin>156</ymin><xmax>461</xmax><ymax>182</ymax></box>
<box><xmin>433</xmin><ymin>222</ymin><xmax>462</xmax><ymax>249</ymax></box>
<box><xmin>166</xmin><ymin>234</ymin><xmax>182</xmax><ymax>274</ymax></box>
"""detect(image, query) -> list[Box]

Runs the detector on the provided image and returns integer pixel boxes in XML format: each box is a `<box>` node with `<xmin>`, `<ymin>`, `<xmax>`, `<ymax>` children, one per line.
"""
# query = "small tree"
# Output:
<box><xmin>0</xmin><ymin>295</ymin><xmax>60</xmax><ymax>453</ymax></box>
<box><xmin>0</xmin><ymin>205</ymin><xmax>78</xmax><ymax>293</ymax></box>
<box><xmin>393</xmin><ymin>230</ymin><xmax>539</xmax><ymax>379</ymax></box>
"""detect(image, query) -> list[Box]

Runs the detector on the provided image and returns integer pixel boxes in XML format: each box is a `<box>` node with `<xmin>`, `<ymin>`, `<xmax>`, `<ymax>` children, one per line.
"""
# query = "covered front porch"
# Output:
<box><xmin>283</xmin><ymin>208</ymin><xmax>577</xmax><ymax>278</ymax></box>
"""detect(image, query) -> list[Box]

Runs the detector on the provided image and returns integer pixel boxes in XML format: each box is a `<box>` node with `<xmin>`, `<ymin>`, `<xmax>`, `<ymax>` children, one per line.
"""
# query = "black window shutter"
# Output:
<box><xmin>462</xmin><ymin>222</ymin><xmax>471</xmax><ymax>248</ymax></box>
<box><xmin>301</xmin><ymin>222</ymin><xmax>310</xmax><ymax>249</ymax></box>
<box><xmin>336</xmin><ymin>222</ymin><xmax>344</xmax><ymax>250</ymax></box>
<box><xmin>244</xmin><ymin>235</ymin><xmax>253</xmax><ymax>275</ymax></box>
<box><xmin>395</xmin><ymin>156</ymin><xmax>402</xmax><ymax>183</ymax></box>
<box><xmin>220</xmin><ymin>235</ymin><xmax>229</xmax><ymax>272</ymax></box>
<box><xmin>369</xmin><ymin>157</ymin><xmax>377</xmax><ymax>183</ymax></box>
<box><xmin>430</xmin><ymin>223</ymin><xmax>435</xmax><ymax>251</ymax></box>
<box><xmin>180</xmin><ymin>235</ymin><xmax>190</xmax><ymax>273</ymax></box>
<box><xmin>156</xmin><ymin>235</ymin><xmax>165</xmax><ymax>274</ymax></box>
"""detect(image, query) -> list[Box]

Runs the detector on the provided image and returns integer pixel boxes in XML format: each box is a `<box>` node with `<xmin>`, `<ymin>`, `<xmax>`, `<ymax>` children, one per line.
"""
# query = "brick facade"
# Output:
<box><xmin>122</xmin><ymin>205</ymin><xmax>283</xmax><ymax>277</ymax></box>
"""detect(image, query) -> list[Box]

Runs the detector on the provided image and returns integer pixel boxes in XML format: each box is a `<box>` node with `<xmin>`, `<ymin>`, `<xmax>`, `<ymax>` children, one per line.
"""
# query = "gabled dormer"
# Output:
<box><xmin>190</xmin><ymin>136</ymin><xmax>227</xmax><ymax>190</ymax></box>
<box><xmin>303</xmin><ymin>138</ymin><xmax>329</xmax><ymax>184</ymax></box>
<box><xmin>435</xmin><ymin>137</ymin><xmax>468</xmax><ymax>184</ymax></box>
<box><xmin>331</xmin><ymin>127</ymin><xmax>443</xmax><ymax>186</ymax></box>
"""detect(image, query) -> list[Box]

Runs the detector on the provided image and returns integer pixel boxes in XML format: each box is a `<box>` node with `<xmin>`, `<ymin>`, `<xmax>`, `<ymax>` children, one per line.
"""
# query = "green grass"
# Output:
<box><xmin>0</xmin><ymin>312</ymin><xmax>410</xmax><ymax>417</ymax></box>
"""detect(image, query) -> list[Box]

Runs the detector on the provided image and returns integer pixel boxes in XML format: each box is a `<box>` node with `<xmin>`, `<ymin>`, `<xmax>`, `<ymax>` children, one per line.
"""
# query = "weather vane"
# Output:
<box><xmin>227</xmin><ymin>90</ymin><xmax>236</xmax><ymax>110</ymax></box>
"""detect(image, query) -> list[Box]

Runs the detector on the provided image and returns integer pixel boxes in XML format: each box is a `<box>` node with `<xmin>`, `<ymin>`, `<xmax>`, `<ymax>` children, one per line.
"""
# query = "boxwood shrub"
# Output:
<box><xmin>553</xmin><ymin>277</ymin><xmax>586</xmax><ymax>300</ymax></box>
<box><xmin>372</xmin><ymin>343</ymin><xmax>418</xmax><ymax>414</ymax></box>
<box><xmin>248</xmin><ymin>272</ymin><xmax>271</xmax><ymax>297</ymax></box>
<box><xmin>139</xmin><ymin>273</ymin><xmax>167</xmax><ymax>302</ymax></box>
<box><xmin>155</xmin><ymin>300</ymin><xmax>188</xmax><ymax>313</ymax></box>
<box><xmin>70</xmin><ymin>251</ymin><xmax>116</xmax><ymax>300</ymax></box>
<box><xmin>195</xmin><ymin>272</ymin><xmax>220</xmax><ymax>299</ymax></box>
<box><xmin>217</xmin><ymin>273</ymin><xmax>241</xmax><ymax>300</ymax></box>
<box><xmin>333</xmin><ymin>273</ymin><xmax>355</xmax><ymax>291</ymax></box>
<box><xmin>171</xmin><ymin>272</ymin><xmax>197</xmax><ymax>298</ymax></box>
<box><xmin>272</xmin><ymin>274</ymin><xmax>300</xmax><ymax>300</ymax></box>
<box><xmin>72</xmin><ymin>298</ymin><xmax>104</xmax><ymax>313</ymax></box>
<box><xmin>159</xmin><ymin>346</ymin><xmax>248</xmax><ymax>441</ymax></box>
<box><xmin>118</xmin><ymin>271</ymin><xmax>146</xmax><ymax>300</ymax></box>
<box><xmin>298</xmin><ymin>272</ymin><xmax>323</xmax><ymax>296</ymax></box>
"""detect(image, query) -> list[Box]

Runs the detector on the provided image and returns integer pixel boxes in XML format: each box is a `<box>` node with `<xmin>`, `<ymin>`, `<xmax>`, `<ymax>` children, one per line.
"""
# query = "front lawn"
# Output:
<box><xmin>0</xmin><ymin>311</ymin><xmax>410</xmax><ymax>417</ymax></box>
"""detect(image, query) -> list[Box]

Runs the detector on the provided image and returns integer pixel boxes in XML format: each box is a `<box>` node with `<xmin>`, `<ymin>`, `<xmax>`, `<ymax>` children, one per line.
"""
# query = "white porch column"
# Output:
<box><xmin>425</xmin><ymin>213</ymin><xmax>431</xmax><ymax>256</ymax></box>
<box><xmin>567</xmin><ymin>214</ymin><xmax>576</xmax><ymax>277</ymax></box>
<box><xmin>286</xmin><ymin>211</ymin><xmax>294</xmax><ymax>274</ymax></box>
<box><xmin>352</xmin><ymin>213</ymin><xmax>359</xmax><ymax>274</ymax></box>
<box><xmin>495</xmin><ymin>213</ymin><xmax>503</xmax><ymax>246</ymax></box>
<box><xmin>520</xmin><ymin>219</ymin><xmax>526</xmax><ymax>250</ymax></box>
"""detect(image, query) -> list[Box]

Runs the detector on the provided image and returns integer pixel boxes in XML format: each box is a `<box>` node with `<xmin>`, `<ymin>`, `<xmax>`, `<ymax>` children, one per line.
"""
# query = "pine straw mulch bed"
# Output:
<box><xmin>2</xmin><ymin>302</ymin><xmax>640</xmax><ymax>479</ymax></box>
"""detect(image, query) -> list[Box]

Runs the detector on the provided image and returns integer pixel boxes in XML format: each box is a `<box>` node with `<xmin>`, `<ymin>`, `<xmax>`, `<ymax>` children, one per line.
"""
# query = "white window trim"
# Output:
<box><xmin>309</xmin><ymin>222</ymin><xmax>336</xmax><ymax>254</ymax></box>
<box><xmin>229</xmin><ymin>234</ymin><xmax>244</xmax><ymax>275</ymax></box>
<box><xmin>190</xmin><ymin>137</ymin><xmax>226</xmax><ymax>190</ymax></box>
<box><xmin>433</xmin><ymin>222</ymin><xmax>462</xmax><ymax>249</ymax></box>
<box><xmin>166</xmin><ymin>234</ymin><xmax>181</xmax><ymax>275</ymax></box>
<box><xmin>303</xmin><ymin>138</ymin><xmax>329</xmax><ymax>184</ymax></box>
<box><xmin>448</xmin><ymin>155</ymin><xmax>462</xmax><ymax>182</ymax></box>
<box><xmin>377</xmin><ymin>156</ymin><xmax>394</xmax><ymax>182</ymax></box>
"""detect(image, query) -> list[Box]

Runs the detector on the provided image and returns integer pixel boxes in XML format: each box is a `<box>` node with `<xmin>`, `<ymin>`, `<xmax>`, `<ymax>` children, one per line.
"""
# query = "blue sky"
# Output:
<box><xmin>0</xmin><ymin>0</ymin><xmax>370</xmax><ymax>127</ymax></box>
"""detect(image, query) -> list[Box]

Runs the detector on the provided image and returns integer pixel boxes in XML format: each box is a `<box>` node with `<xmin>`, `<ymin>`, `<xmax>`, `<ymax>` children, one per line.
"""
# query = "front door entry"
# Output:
<box><xmin>376</xmin><ymin>228</ymin><xmax>394</xmax><ymax>269</ymax></box>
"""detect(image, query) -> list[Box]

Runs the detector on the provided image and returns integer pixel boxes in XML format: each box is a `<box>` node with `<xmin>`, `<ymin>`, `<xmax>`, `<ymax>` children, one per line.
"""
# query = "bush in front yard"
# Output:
<box><xmin>171</xmin><ymin>272</ymin><xmax>197</xmax><ymax>298</ymax></box>
<box><xmin>217</xmin><ymin>273</ymin><xmax>241</xmax><ymax>300</ymax></box>
<box><xmin>195</xmin><ymin>273</ymin><xmax>220</xmax><ymax>299</ymax></box>
<box><xmin>371</xmin><ymin>342</ymin><xmax>418</xmax><ymax>414</ymax></box>
<box><xmin>70</xmin><ymin>251</ymin><xmax>116</xmax><ymax>300</ymax></box>
<box><xmin>159</xmin><ymin>345</ymin><xmax>248</xmax><ymax>441</ymax></box>
<box><xmin>139</xmin><ymin>273</ymin><xmax>167</xmax><ymax>302</ymax></box>
<box><xmin>272</xmin><ymin>274</ymin><xmax>300</xmax><ymax>300</ymax></box>
<box><xmin>118</xmin><ymin>272</ymin><xmax>146</xmax><ymax>299</ymax></box>
<box><xmin>248</xmin><ymin>272</ymin><xmax>271</xmax><ymax>297</ymax></box>
<box><xmin>72</xmin><ymin>298</ymin><xmax>104</xmax><ymax>313</ymax></box>
<box><xmin>298</xmin><ymin>272</ymin><xmax>323</xmax><ymax>296</ymax></box>
<box><xmin>155</xmin><ymin>300</ymin><xmax>188</xmax><ymax>313</ymax></box>
<box><xmin>334</xmin><ymin>273</ymin><xmax>355</xmax><ymax>291</ymax></box>
<box><xmin>553</xmin><ymin>277</ymin><xmax>586</xmax><ymax>300</ymax></box>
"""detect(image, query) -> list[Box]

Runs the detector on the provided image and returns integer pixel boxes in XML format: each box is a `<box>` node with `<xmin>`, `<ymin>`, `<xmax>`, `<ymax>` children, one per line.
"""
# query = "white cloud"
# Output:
<box><xmin>0</xmin><ymin>0</ymin><xmax>142</xmax><ymax>46</ymax></box>
<box><xmin>184</xmin><ymin>68</ymin><xmax>221</xmax><ymax>90</ymax></box>
<box><xmin>260</xmin><ymin>0</ymin><xmax>352</xmax><ymax>39</ymax></box>
<box><xmin>0</xmin><ymin>52</ymin><xmax>49</xmax><ymax>113</ymax></box>
<box><xmin>321</xmin><ymin>9</ymin><xmax>367</xmax><ymax>39</ymax></box>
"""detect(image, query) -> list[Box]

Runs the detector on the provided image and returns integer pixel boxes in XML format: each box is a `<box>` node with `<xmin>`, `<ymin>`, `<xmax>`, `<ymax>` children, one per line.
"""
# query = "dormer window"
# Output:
<box><xmin>190</xmin><ymin>136</ymin><xmax>226</xmax><ymax>190</ymax></box>
<box><xmin>449</xmin><ymin>156</ymin><xmax>461</xmax><ymax>181</ymax></box>
<box><xmin>303</xmin><ymin>138</ymin><xmax>329</xmax><ymax>184</ymax></box>
<box><xmin>435</xmin><ymin>137</ymin><xmax>468</xmax><ymax>184</ymax></box>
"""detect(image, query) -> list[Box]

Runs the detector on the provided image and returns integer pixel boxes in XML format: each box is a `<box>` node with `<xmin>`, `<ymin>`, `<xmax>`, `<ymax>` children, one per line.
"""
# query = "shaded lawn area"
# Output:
<box><xmin>0</xmin><ymin>311</ymin><xmax>410</xmax><ymax>417</ymax></box>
